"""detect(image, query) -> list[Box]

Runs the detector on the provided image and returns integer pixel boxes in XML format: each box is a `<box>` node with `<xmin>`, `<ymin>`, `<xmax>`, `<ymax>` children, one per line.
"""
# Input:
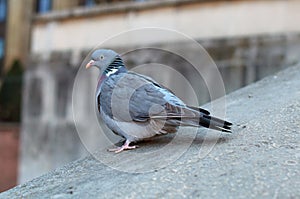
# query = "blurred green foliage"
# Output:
<box><xmin>0</xmin><ymin>60</ymin><xmax>23</xmax><ymax>122</ymax></box>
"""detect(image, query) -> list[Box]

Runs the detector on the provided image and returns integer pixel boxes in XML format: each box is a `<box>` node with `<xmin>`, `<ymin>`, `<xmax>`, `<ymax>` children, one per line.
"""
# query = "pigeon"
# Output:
<box><xmin>86</xmin><ymin>49</ymin><xmax>232</xmax><ymax>153</ymax></box>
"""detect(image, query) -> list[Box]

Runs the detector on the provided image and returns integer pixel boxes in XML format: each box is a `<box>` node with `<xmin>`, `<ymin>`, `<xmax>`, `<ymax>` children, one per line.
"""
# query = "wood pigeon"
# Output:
<box><xmin>86</xmin><ymin>49</ymin><xmax>232</xmax><ymax>153</ymax></box>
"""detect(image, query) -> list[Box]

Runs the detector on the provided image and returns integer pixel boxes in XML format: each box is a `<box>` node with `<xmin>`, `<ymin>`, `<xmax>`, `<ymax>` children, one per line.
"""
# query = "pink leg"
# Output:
<box><xmin>108</xmin><ymin>140</ymin><xmax>138</xmax><ymax>153</ymax></box>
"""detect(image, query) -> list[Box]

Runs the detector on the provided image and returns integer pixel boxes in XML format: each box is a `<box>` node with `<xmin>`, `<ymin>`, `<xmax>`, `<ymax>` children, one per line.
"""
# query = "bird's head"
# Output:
<box><xmin>86</xmin><ymin>49</ymin><xmax>119</xmax><ymax>70</ymax></box>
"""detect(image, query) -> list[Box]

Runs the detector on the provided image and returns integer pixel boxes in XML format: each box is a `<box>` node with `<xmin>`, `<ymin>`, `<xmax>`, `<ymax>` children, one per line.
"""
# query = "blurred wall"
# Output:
<box><xmin>31</xmin><ymin>0</ymin><xmax>300</xmax><ymax>56</ymax></box>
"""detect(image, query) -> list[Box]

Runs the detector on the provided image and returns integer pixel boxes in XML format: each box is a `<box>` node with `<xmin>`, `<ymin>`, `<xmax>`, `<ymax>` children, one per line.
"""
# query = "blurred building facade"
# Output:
<box><xmin>0</xmin><ymin>0</ymin><xmax>32</xmax><ymax>75</ymax></box>
<box><xmin>2</xmin><ymin>0</ymin><xmax>300</xmax><ymax>74</ymax></box>
<box><xmin>1</xmin><ymin>0</ymin><xmax>299</xmax><ymax>184</ymax></box>
<box><xmin>0</xmin><ymin>0</ymin><xmax>33</xmax><ymax>192</ymax></box>
<box><xmin>0</xmin><ymin>0</ymin><xmax>115</xmax><ymax>74</ymax></box>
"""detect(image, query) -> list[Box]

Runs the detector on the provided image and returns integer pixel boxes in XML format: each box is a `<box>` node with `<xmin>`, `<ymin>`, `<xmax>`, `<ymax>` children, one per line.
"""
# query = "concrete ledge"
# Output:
<box><xmin>1</xmin><ymin>64</ymin><xmax>300</xmax><ymax>198</ymax></box>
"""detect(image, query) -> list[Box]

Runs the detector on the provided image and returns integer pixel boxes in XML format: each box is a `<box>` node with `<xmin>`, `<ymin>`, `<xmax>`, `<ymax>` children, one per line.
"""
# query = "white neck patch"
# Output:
<box><xmin>105</xmin><ymin>68</ymin><xmax>119</xmax><ymax>77</ymax></box>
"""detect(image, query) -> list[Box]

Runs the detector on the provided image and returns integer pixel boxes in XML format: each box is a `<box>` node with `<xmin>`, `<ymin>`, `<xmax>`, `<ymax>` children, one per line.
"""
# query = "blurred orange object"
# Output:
<box><xmin>0</xmin><ymin>124</ymin><xmax>19</xmax><ymax>192</ymax></box>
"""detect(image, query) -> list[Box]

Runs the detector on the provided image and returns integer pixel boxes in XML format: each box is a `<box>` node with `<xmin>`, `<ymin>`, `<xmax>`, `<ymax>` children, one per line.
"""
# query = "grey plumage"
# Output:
<box><xmin>86</xmin><ymin>49</ymin><xmax>232</xmax><ymax>153</ymax></box>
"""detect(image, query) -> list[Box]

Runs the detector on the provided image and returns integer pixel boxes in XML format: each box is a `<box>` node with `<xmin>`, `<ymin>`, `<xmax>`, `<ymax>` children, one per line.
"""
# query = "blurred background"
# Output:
<box><xmin>0</xmin><ymin>0</ymin><xmax>300</xmax><ymax>192</ymax></box>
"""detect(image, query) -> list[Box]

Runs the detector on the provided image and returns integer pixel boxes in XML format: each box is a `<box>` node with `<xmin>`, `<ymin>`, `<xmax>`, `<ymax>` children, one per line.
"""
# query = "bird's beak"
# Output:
<box><xmin>86</xmin><ymin>60</ymin><xmax>95</xmax><ymax>69</ymax></box>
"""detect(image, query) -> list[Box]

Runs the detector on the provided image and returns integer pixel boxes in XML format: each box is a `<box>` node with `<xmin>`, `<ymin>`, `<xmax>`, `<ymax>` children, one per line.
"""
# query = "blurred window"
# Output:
<box><xmin>36</xmin><ymin>0</ymin><xmax>52</xmax><ymax>13</ymax></box>
<box><xmin>0</xmin><ymin>38</ymin><xmax>4</xmax><ymax>59</ymax></box>
<box><xmin>79</xmin><ymin>0</ymin><xmax>149</xmax><ymax>7</ymax></box>
<box><xmin>85</xmin><ymin>0</ymin><xmax>95</xmax><ymax>7</ymax></box>
<box><xmin>78</xmin><ymin>0</ymin><xmax>94</xmax><ymax>7</ymax></box>
<box><xmin>0</xmin><ymin>0</ymin><xmax>6</xmax><ymax>22</ymax></box>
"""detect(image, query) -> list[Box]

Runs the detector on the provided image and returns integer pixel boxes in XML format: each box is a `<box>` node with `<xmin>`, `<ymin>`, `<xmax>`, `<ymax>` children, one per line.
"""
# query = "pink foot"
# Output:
<box><xmin>108</xmin><ymin>140</ymin><xmax>138</xmax><ymax>153</ymax></box>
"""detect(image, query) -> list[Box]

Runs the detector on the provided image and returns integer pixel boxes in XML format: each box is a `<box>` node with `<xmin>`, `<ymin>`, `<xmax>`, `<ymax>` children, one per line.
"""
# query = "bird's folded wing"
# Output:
<box><xmin>106</xmin><ymin>72</ymin><xmax>200</xmax><ymax>123</ymax></box>
<box><xmin>98</xmin><ymin>71</ymin><xmax>210</xmax><ymax>127</ymax></box>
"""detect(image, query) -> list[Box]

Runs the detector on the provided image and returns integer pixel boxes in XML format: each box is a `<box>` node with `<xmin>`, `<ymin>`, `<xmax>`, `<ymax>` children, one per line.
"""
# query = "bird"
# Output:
<box><xmin>86</xmin><ymin>49</ymin><xmax>232</xmax><ymax>153</ymax></box>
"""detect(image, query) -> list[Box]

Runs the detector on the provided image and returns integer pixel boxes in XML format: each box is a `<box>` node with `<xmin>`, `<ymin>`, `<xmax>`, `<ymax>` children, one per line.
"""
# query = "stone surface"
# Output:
<box><xmin>2</xmin><ymin>64</ymin><xmax>300</xmax><ymax>198</ymax></box>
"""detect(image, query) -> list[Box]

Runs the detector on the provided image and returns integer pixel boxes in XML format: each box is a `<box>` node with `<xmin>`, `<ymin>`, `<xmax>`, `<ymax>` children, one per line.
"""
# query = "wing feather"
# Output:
<box><xmin>99</xmin><ymin>71</ymin><xmax>200</xmax><ymax>126</ymax></box>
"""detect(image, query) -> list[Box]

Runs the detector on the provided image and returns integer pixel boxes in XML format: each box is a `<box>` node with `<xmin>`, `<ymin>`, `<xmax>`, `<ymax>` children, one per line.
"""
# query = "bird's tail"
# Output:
<box><xmin>181</xmin><ymin>106</ymin><xmax>232</xmax><ymax>133</ymax></box>
<box><xmin>151</xmin><ymin>106</ymin><xmax>233</xmax><ymax>133</ymax></box>
<box><xmin>198</xmin><ymin>114</ymin><xmax>232</xmax><ymax>132</ymax></box>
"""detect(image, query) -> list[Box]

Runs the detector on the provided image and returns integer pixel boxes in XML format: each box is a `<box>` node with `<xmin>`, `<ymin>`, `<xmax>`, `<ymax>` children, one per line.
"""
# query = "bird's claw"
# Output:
<box><xmin>108</xmin><ymin>144</ymin><xmax>138</xmax><ymax>153</ymax></box>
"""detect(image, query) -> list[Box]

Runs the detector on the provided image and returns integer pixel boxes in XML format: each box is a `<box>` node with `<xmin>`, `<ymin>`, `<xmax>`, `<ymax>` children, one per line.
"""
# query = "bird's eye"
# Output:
<box><xmin>100</xmin><ymin>55</ymin><xmax>104</xmax><ymax>60</ymax></box>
